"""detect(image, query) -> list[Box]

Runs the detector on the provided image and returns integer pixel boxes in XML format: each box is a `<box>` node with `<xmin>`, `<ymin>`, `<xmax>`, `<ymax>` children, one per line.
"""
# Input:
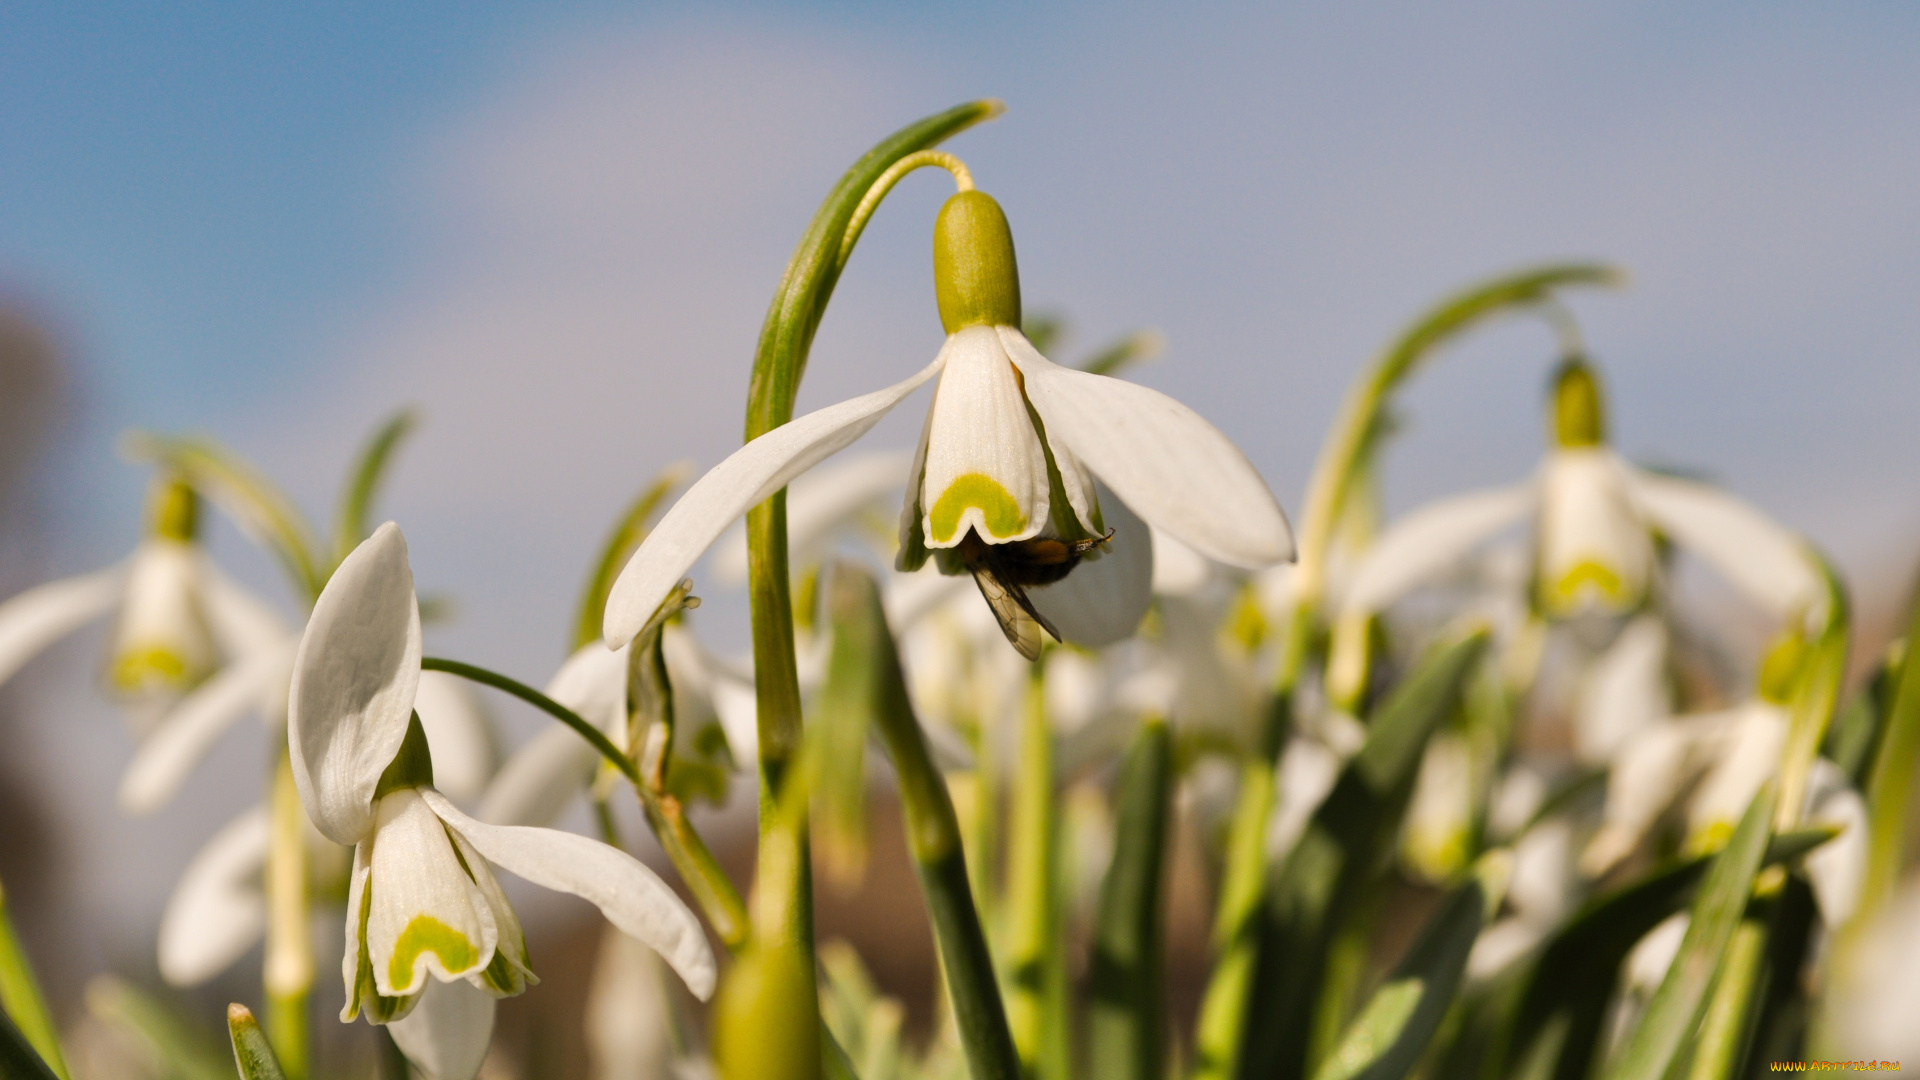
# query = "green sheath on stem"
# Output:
<box><xmin>0</xmin><ymin>875</ymin><xmax>68</xmax><ymax>1079</ymax></box>
<box><xmin>732</xmin><ymin>100</ymin><xmax>1002</xmax><ymax>1080</ymax></box>
<box><xmin>1087</xmin><ymin>716</ymin><xmax>1174</xmax><ymax>1080</ymax></box>
<box><xmin>1003</xmin><ymin>666</ymin><xmax>1069</xmax><ymax>1080</ymax></box>
<box><xmin>227</xmin><ymin>1004</ymin><xmax>290</xmax><ymax>1080</ymax></box>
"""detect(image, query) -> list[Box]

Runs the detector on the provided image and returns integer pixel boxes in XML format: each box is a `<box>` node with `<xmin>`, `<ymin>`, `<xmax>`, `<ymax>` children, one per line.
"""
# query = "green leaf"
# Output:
<box><xmin>1076</xmin><ymin>328</ymin><xmax>1163</xmax><ymax>378</ymax></box>
<box><xmin>226</xmin><ymin>1004</ymin><xmax>289</xmax><ymax>1080</ymax></box>
<box><xmin>0</xmin><ymin>1009</ymin><xmax>58</xmax><ymax>1080</ymax></box>
<box><xmin>812</xmin><ymin>576</ymin><xmax>884</xmax><ymax>891</ymax></box>
<box><xmin>331</xmin><ymin>409</ymin><xmax>417</xmax><ymax>568</ymax></box>
<box><xmin>1311</xmin><ymin>854</ymin><xmax>1508</xmax><ymax>1080</ymax></box>
<box><xmin>82</xmin><ymin>976</ymin><xmax>232</xmax><ymax>1080</ymax></box>
<box><xmin>827</xmin><ymin>564</ymin><xmax>1020</xmax><ymax>1080</ymax></box>
<box><xmin>1601</xmin><ymin>782</ymin><xmax>1776</xmax><ymax>1080</ymax></box>
<box><xmin>123</xmin><ymin>432</ymin><xmax>325</xmax><ymax>602</ymax></box>
<box><xmin>1086</xmin><ymin>716</ymin><xmax>1175</xmax><ymax>1080</ymax></box>
<box><xmin>1865</xmin><ymin>580</ymin><xmax>1920</xmax><ymax>923</ymax></box>
<box><xmin>0</xmin><ymin>876</ymin><xmax>68</xmax><ymax>1079</ymax></box>
<box><xmin>1236</xmin><ymin>625</ymin><xmax>1491</xmax><ymax>1080</ymax></box>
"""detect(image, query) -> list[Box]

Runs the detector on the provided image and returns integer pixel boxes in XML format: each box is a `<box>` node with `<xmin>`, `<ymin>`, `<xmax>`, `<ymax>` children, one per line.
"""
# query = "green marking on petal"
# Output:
<box><xmin>1548</xmin><ymin>560</ymin><xmax>1626</xmax><ymax>609</ymax></box>
<box><xmin>387</xmin><ymin>915</ymin><xmax>478</xmax><ymax>991</ymax></box>
<box><xmin>110</xmin><ymin>645</ymin><xmax>194</xmax><ymax>692</ymax></box>
<box><xmin>929</xmin><ymin>472</ymin><xmax>1026</xmax><ymax>543</ymax></box>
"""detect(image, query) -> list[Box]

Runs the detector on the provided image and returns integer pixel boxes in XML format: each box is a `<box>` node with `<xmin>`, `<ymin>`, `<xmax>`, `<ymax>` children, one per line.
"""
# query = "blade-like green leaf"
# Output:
<box><xmin>1865</xmin><ymin>576</ymin><xmax>1920</xmax><ymax>923</ymax></box>
<box><xmin>1077</xmin><ymin>328</ymin><xmax>1164</xmax><ymax>377</ymax></box>
<box><xmin>828</xmin><ymin>563</ymin><xmax>1019</xmax><ymax>1080</ymax></box>
<box><xmin>1237</xmin><ymin>625</ymin><xmax>1491</xmax><ymax>1080</ymax></box>
<box><xmin>330</xmin><ymin>408</ymin><xmax>417</xmax><ymax>567</ymax></box>
<box><xmin>1312</xmin><ymin>853</ymin><xmax>1509</xmax><ymax>1080</ymax></box>
<box><xmin>812</xmin><ymin>573</ymin><xmax>883</xmax><ymax>892</ymax></box>
<box><xmin>227</xmin><ymin>1004</ymin><xmax>289</xmax><ymax>1080</ymax></box>
<box><xmin>1601</xmin><ymin>783</ymin><xmax>1776</xmax><ymax>1080</ymax></box>
<box><xmin>1087</xmin><ymin>716</ymin><xmax>1174</xmax><ymax>1080</ymax></box>
<box><xmin>0</xmin><ymin>1009</ymin><xmax>58</xmax><ymax>1080</ymax></box>
<box><xmin>0</xmin><ymin>877</ymin><xmax>68</xmax><ymax>1080</ymax></box>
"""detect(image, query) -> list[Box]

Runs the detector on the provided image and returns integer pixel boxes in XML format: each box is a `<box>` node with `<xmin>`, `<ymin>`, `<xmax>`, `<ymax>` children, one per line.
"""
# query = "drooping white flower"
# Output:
<box><xmin>603</xmin><ymin>188</ymin><xmax>1291</xmax><ymax>659</ymax></box>
<box><xmin>289</xmin><ymin>522</ymin><xmax>714</xmax><ymax>1068</ymax></box>
<box><xmin>1335</xmin><ymin>360</ymin><xmax>1823</xmax><ymax>633</ymax></box>
<box><xmin>0</xmin><ymin>480</ymin><xmax>290</xmax><ymax>721</ymax></box>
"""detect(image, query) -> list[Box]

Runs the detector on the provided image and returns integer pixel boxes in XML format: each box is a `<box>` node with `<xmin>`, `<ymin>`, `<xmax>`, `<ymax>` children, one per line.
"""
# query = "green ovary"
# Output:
<box><xmin>928</xmin><ymin>472</ymin><xmax>1026</xmax><ymax>543</ymax></box>
<box><xmin>388</xmin><ymin>914</ymin><xmax>479</xmax><ymax>991</ymax></box>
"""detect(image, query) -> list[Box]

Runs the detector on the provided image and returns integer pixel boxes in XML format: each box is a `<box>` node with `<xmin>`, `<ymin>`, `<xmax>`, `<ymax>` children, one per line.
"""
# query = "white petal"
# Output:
<box><xmin>157</xmin><ymin>806</ymin><xmax>269</xmax><ymax>987</ymax></box>
<box><xmin>1583</xmin><ymin>713</ymin><xmax>1726</xmax><ymax>875</ymax></box>
<box><xmin>289</xmin><ymin>522</ymin><xmax>423</xmax><ymax>844</ymax></box>
<box><xmin>545</xmin><ymin>643</ymin><xmax>631</xmax><ymax>742</ymax></box>
<box><xmin>1339</xmin><ymin>484</ymin><xmax>1534</xmax><ymax>615</ymax></box>
<box><xmin>0</xmin><ymin>565</ymin><xmax>125</xmax><ymax>686</ymax></box>
<box><xmin>388</xmin><ymin>977</ymin><xmax>497</xmax><ymax>1080</ymax></box>
<box><xmin>1573</xmin><ymin>616</ymin><xmax>1670</xmax><ymax>765</ymax></box>
<box><xmin>1628</xmin><ymin>471</ymin><xmax>1823</xmax><ymax>628</ymax></box>
<box><xmin>367</xmin><ymin>789</ymin><xmax>497</xmax><ymax>997</ymax></box>
<box><xmin>1822</xmin><ymin>883</ymin><xmax>1920</xmax><ymax>1061</ymax></box>
<box><xmin>919</xmin><ymin>326</ymin><xmax>1051</xmax><ymax>547</ymax></box>
<box><xmin>120</xmin><ymin>638</ymin><xmax>298</xmax><ymax>815</ymax></box>
<box><xmin>1027</xmin><ymin>487</ymin><xmax>1154</xmax><ymax>648</ymax></box>
<box><xmin>585</xmin><ymin>927</ymin><xmax>675</xmax><ymax>1078</ymax></box>
<box><xmin>1002</xmin><ymin>327</ymin><xmax>1293</xmax><ymax>569</ymax></box>
<box><xmin>1624</xmin><ymin>913</ymin><xmax>1690</xmax><ymax>994</ymax></box>
<box><xmin>107</xmin><ymin>540</ymin><xmax>219</xmax><ymax>702</ymax></box>
<box><xmin>1508</xmin><ymin>818</ymin><xmax>1575</xmax><ymax>925</ymax></box>
<box><xmin>711</xmin><ymin>450</ymin><xmax>911</xmax><ymax>583</ymax></box>
<box><xmin>1804</xmin><ymin>760</ymin><xmax>1867</xmax><ymax>928</ymax></box>
<box><xmin>199</xmin><ymin>564</ymin><xmax>295</xmax><ymax>659</ymax></box>
<box><xmin>415</xmin><ymin>672</ymin><xmax>497</xmax><ymax>805</ymax></box>
<box><xmin>1403</xmin><ymin>734</ymin><xmax>1474</xmax><ymax>881</ymax></box>
<box><xmin>476</xmin><ymin>725</ymin><xmax>598</xmax><ymax>828</ymax></box>
<box><xmin>1537</xmin><ymin>449</ymin><xmax>1651</xmax><ymax>617</ymax></box>
<box><xmin>342</xmin><ymin>839</ymin><xmax>373</xmax><ymax>1021</ymax></box>
<box><xmin>444</xmin><ymin>827</ymin><xmax>532</xmax><ymax>988</ymax></box>
<box><xmin>604</xmin><ymin>358</ymin><xmax>944</xmax><ymax>648</ymax></box>
<box><xmin>1149</xmin><ymin>527</ymin><xmax>1213</xmax><ymax>597</ymax></box>
<box><xmin>1686</xmin><ymin>701</ymin><xmax>1788</xmax><ymax>843</ymax></box>
<box><xmin>422</xmin><ymin>789</ymin><xmax>716</xmax><ymax>1001</ymax></box>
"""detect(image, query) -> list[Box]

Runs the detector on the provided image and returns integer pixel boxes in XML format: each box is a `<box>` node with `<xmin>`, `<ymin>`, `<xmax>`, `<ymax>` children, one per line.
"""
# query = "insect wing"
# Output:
<box><xmin>968</xmin><ymin>564</ymin><xmax>1054</xmax><ymax>661</ymax></box>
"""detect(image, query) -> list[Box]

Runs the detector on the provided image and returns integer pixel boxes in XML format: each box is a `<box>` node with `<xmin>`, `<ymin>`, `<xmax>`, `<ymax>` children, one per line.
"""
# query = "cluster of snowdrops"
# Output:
<box><xmin>2</xmin><ymin>101</ymin><xmax>1917</xmax><ymax>1080</ymax></box>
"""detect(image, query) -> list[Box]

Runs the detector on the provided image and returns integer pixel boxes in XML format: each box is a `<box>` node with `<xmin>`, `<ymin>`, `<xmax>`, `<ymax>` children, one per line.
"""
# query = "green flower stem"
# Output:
<box><xmin>262</xmin><ymin>750</ymin><xmax>311</xmax><ymax>1080</ymax></box>
<box><xmin>1003</xmin><ymin>666</ymin><xmax>1068</xmax><ymax>1079</ymax></box>
<box><xmin>572</xmin><ymin>465</ymin><xmax>691</xmax><ymax>651</ymax></box>
<box><xmin>1191</xmin><ymin>756</ymin><xmax>1275</xmax><ymax>1080</ymax></box>
<box><xmin>735</xmin><ymin>100</ymin><xmax>1003</xmax><ymax>1080</ymax></box>
<box><xmin>0</xmin><ymin>875</ymin><xmax>68</xmax><ymax>1079</ymax></box>
<box><xmin>1775</xmin><ymin>554</ymin><xmax>1850</xmax><ymax>833</ymax></box>
<box><xmin>1683</xmin><ymin>919</ymin><xmax>1767</xmax><ymax>1080</ymax></box>
<box><xmin>226</xmin><ymin>1004</ymin><xmax>290</xmax><ymax>1080</ymax></box>
<box><xmin>829</xmin><ymin>564</ymin><xmax>1019</xmax><ymax>1080</ymax></box>
<box><xmin>1087</xmin><ymin>716</ymin><xmax>1174</xmax><ymax>1080</ymax></box>
<box><xmin>330</xmin><ymin>409</ymin><xmax>417</xmax><ymax>568</ymax></box>
<box><xmin>418</xmin><ymin>657</ymin><xmax>749</xmax><ymax>949</ymax></box>
<box><xmin>1863</xmin><ymin>577</ymin><xmax>1920</xmax><ymax>924</ymax></box>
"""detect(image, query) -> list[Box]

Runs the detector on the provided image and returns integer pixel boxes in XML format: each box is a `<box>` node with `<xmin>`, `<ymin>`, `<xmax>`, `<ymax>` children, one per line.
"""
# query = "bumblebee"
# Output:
<box><xmin>955</xmin><ymin>528</ymin><xmax>1114</xmax><ymax>660</ymax></box>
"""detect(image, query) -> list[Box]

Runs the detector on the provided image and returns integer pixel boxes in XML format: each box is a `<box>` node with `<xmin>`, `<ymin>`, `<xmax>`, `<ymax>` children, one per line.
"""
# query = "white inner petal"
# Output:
<box><xmin>920</xmin><ymin>325</ymin><xmax>1051</xmax><ymax>547</ymax></box>
<box><xmin>366</xmin><ymin>789</ymin><xmax>498</xmax><ymax>997</ymax></box>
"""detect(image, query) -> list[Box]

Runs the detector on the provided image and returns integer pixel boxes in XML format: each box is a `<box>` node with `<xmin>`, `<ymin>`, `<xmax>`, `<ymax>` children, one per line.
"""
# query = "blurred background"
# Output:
<box><xmin>4</xmin><ymin>1</ymin><xmax>1920</xmax><ymax>1073</ymax></box>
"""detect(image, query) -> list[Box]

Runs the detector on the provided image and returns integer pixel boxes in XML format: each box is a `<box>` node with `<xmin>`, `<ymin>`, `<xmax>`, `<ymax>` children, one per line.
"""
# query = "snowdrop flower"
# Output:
<box><xmin>603</xmin><ymin>186</ymin><xmax>1291</xmax><ymax>660</ymax></box>
<box><xmin>0</xmin><ymin>479</ymin><xmax>285</xmax><ymax>721</ymax></box>
<box><xmin>289</xmin><ymin>522</ymin><xmax>714</xmax><ymax>1058</ymax></box>
<box><xmin>1335</xmin><ymin>358</ymin><xmax>1823</xmax><ymax>635</ymax></box>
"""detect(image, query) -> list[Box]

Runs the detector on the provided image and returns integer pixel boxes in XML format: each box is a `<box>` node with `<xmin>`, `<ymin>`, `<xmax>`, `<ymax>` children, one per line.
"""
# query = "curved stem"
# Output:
<box><xmin>421</xmin><ymin>656</ymin><xmax>638</xmax><ymax>786</ymax></box>
<box><xmin>838</xmin><ymin>150</ymin><xmax>974</xmax><ymax>273</ymax></box>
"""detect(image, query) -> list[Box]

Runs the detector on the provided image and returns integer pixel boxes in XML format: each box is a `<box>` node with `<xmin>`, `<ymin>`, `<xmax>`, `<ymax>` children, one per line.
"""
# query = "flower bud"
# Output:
<box><xmin>1549</xmin><ymin>357</ymin><xmax>1607</xmax><ymax>448</ymax></box>
<box><xmin>151</xmin><ymin>477</ymin><xmax>200</xmax><ymax>542</ymax></box>
<box><xmin>933</xmin><ymin>190</ymin><xmax>1021</xmax><ymax>333</ymax></box>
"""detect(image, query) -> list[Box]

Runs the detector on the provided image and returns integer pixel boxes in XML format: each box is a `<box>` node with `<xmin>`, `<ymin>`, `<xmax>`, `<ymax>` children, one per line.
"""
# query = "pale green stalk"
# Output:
<box><xmin>1087</xmin><ymin>716</ymin><xmax>1174</xmax><ymax>1080</ymax></box>
<box><xmin>1774</xmin><ymin>555</ymin><xmax>1850</xmax><ymax>832</ymax></box>
<box><xmin>1003</xmin><ymin>665</ymin><xmax>1068</xmax><ymax>1080</ymax></box>
<box><xmin>262</xmin><ymin>752</ymin><xmax>311</xmax><ymax>1080</ymax></box>
<box><xmin>1863</xmin><ymin>575</ymin><xmax>1920</xmax><ymax>922</ymax></box>
<box><xmin>0</xmin><ymin>875</ymin><xmax>68</xmax><ymax>1079</ymax></box>
<box><xmin>1683</xmin><ymin>919</ymin><xmax>1767</xmax><ymax>1080</ymax></box>
<box><xmin>227</xmin><ymin>1004</ymin><xmax>290</xmax><ymax>1080</ymax></box>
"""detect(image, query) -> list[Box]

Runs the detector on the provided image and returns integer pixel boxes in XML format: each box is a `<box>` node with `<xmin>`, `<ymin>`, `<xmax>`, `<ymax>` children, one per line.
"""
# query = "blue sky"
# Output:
<box><xmin>6</xmin><ymin>1</ymin><xmax>1920</xmax><ymax>956</ymax></box>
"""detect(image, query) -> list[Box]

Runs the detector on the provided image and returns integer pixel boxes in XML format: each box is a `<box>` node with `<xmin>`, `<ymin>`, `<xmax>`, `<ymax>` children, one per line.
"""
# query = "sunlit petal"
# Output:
<box><xmin>1339</xmin><ymin>484</ymin><xmax>1534</xmax><ymax>614</ymax></box>
<box><xmin>106</xmin><ymin>540</ymin><xmax>219</xmax><ymax>703</ymax></box>
<box><xmin>1804</xmin><ymin>760</ymin><xmax>1868</xmax><ymax>928</ymax></box>
<box><xmin>422</xmin><ymin>789</ymin><xmax>715</xmax><ymax>1001</ymax></box>
<box><xmin>1573</xmin><ymin>616</ymin><xmax>1670</xmax><ymax>765</ymax></box>
<box><xmin>289</xmin><ymin>522</ymin><xmax>423</xmax><ymax>844</ymax></box>
<box><xmin>157</xmin><ymin>806</ymin><xmax>268</xmax><ymax>987</ymax></box>
<box><xmin>1537</xmin><ymin>448</ymin><xmax>1650</xmax><ymax>617</ymax></box>
<box><xmin>604</xmin><ymin>357</ymin><xmax>945</xmax><ymax>648</ymax></box>
<box><xmin>1002</xmin><ymin>327</ymin><xmax>1293</xmax><ymax>569</ymax></box>
<box><xmin>477</xmin><ymin>726</ymin><xmax>598</xmax><ymax>829</ymax></box>
<box><xmin>712</xmin><ymin>450</ymin><xmax>910</xmax><ymax>583</ymax></box>
<box><xmin>0</xmin><ymin>565</ymin><xmax>125</xmax><ymax>686</ymax></box>
<box><xmin>920</xmin><ymin>326</ymin><xmax>1051</xmax><ymax>547</ymax></box>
